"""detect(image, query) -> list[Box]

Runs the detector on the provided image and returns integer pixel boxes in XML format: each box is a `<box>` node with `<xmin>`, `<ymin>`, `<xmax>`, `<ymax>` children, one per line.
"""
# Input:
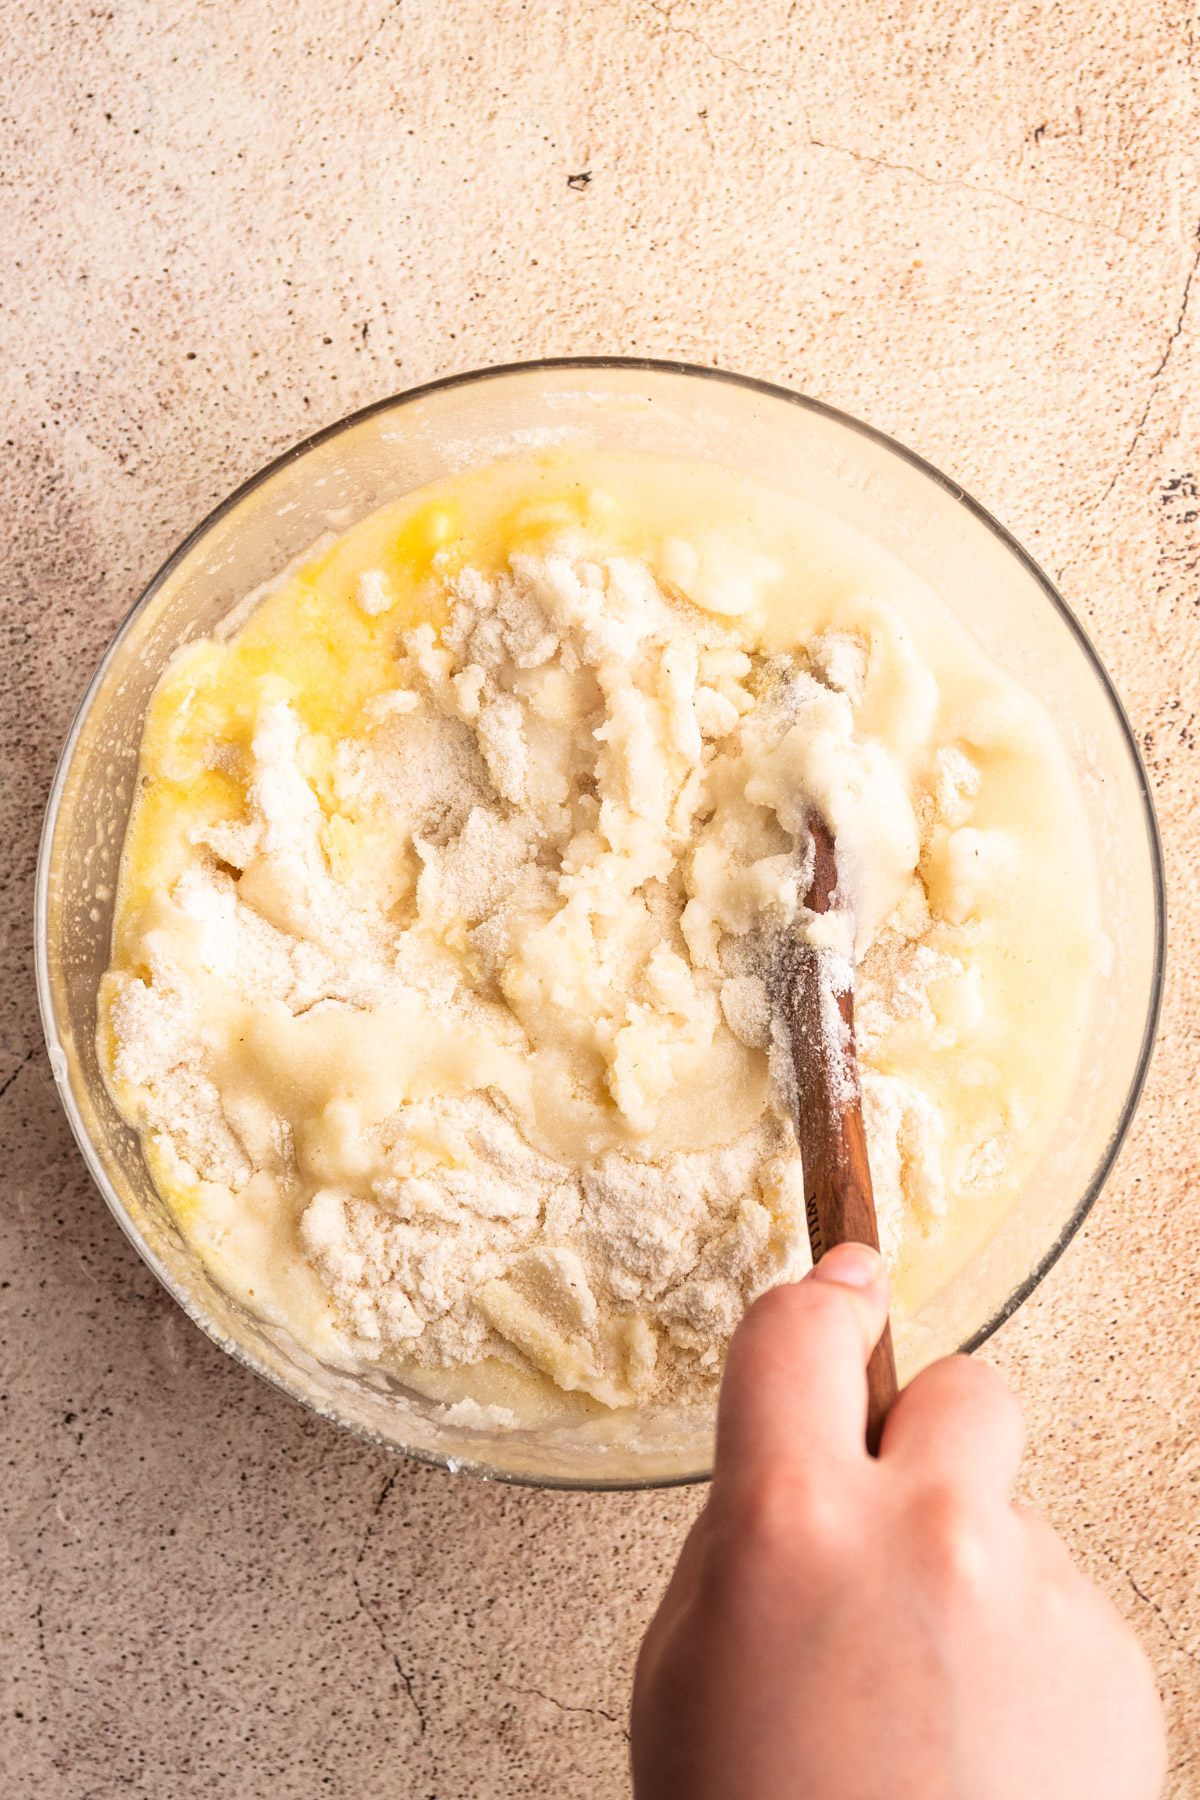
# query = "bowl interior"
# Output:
<box><xmin>37</xmin><ymin>361</ymin><xmax>1164</xmax><ymax>1487</ymax></box>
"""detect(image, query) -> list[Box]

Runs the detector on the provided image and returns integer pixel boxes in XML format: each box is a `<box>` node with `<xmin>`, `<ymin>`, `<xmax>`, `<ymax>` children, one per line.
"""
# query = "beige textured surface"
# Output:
<box><xmin>2</xmin><ymin>3</ymin><xmax>1198</xmax><ymax>1793</ymax></box>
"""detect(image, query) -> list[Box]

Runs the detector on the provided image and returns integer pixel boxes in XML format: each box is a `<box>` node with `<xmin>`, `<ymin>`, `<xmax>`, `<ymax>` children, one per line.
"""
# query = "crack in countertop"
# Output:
<box><xmin>631</xmin><ymin>2</ymin><xmax>1156</xmax><ymax>254</ymax></box>
<box><xmin>806</xmin><ymin>133</ymin><xmax>1155</xmax><ymax>251</ymax></box>
<box><xmin>1103</xmin><ymin>1548</ymin><xmax>1200</xmax><ymax>1668</ymax></box>
<box><xmin>640</xmin><ymin>0</ymin><xmax>772</xmax><ymax>80</ymax></box>
<box><xmin>350</xmin><ymin>1470</ymin><xmax>428</xmax><ymax>1737</ymax></box>
<box><xmin>0</xmin><ymin>1045</ymin><xmax>38</xmax><ymax>1105</ymax></box>
<box><xmin>504</xmin><ymin>1681</ymin><xmax>630</xmax><ymax>1740</ymax></box>
<box><xmin>1095</xmin><ymin>221</ymin><xmax>1200</xmax><ymax>507</ymax></box>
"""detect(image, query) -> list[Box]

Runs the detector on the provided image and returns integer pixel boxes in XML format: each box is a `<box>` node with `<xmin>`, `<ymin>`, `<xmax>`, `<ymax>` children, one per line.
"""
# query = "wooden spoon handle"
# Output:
<box><xmin>785</xmin><ymin>815</ymin><xmax>900</xmax><ymax>1455</ymax></box>
<box><xmin>789</xmin><ymin>971</ymin><xmax>899</xmax><ymax>1453</ymax></box>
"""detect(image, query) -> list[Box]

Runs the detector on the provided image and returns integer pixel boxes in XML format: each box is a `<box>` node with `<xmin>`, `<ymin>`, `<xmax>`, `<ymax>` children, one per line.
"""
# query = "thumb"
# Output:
<box><xmin>710</xmin><ymin>1245</ymin><xmax>890</xmax><ymax>1507</ymax></box>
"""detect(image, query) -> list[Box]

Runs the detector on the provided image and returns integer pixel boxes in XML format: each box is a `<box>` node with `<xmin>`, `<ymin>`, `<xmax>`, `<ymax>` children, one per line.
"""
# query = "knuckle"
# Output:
<box><xmin>709</xmin><ymin>1469</ymin><xmax>853</xmax><ymax>1569</ymax></box>
<box><xmin>906</xmin><ymin>1479</ymin><xmax>994</xmax><ymax>1599</ymax></box>
<box><xmin>710</xmin><ymin>1470</ymin><xmax>801</xmax><ymax>1556</ymax></box>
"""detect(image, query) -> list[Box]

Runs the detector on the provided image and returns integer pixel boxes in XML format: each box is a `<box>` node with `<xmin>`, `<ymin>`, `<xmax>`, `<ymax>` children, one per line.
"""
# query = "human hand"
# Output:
<box><xmin>631</xmin><ymin>1245</ymin><xmax>1166</xmax><ymax>1800</ymax></box>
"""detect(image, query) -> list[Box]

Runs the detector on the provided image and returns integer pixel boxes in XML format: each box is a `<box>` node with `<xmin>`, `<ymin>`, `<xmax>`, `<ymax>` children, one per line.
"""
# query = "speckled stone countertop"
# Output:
<box><xmin>3</xmin><ymin>4</ymin><xmax>1199</xmax><ymax>1794</ymax></box>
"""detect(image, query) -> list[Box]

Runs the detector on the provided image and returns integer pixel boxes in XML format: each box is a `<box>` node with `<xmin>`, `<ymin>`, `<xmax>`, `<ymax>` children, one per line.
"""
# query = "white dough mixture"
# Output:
<box><xmin>99</xmin><ymin>452</ymin><xmax>1099</xmax><ymax>1424</ymax></box>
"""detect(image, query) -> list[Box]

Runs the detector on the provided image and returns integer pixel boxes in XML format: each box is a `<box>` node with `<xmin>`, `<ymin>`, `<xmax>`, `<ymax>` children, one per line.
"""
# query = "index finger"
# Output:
<box><xmin>710</xmin><ymin>1245</ymin><xmax>891</xmax><ymax>1511</ymax></box>
<box><xmin>879</xmin><ymin>1354</ymin><xmax>1024</xmax><ymax>1495</ymax></box>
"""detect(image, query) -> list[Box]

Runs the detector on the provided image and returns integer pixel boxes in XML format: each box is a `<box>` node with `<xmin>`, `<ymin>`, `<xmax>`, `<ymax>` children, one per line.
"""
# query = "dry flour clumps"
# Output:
<box><xmin>104</xmin><ymin>543</ymin><xmax>984</xmax><ymax>1411</ymax></box>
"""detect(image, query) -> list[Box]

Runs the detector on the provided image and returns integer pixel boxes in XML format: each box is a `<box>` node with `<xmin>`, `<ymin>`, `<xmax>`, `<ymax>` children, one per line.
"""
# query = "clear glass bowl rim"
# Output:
<box><xmin>34</xmin><ymin>356</ymin><xmax>1168</xmax><ymax>1490</ymax></box>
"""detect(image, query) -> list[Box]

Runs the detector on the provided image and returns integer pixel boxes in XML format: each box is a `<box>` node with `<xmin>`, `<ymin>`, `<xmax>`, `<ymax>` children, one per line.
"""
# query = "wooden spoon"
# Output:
<box><xmin>779</xmin><ymin>810</ymin><xmax>899</xmax><ymax>1454</ymax></box>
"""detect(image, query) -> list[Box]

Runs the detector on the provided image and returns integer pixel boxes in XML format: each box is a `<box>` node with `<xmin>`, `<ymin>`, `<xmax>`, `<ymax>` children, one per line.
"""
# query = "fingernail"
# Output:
<box><xmin>811</xmin><ymin>1243</ymin><xmax>882</xmax><ymax>1289</ymax></box>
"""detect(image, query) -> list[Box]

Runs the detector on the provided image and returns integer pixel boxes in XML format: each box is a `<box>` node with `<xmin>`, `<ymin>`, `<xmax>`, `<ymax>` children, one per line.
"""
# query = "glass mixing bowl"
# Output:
<box><xmin>35</xmin><ymin>359</ymin><xmax>1165</xmax><ymax>1489</ymax></box>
